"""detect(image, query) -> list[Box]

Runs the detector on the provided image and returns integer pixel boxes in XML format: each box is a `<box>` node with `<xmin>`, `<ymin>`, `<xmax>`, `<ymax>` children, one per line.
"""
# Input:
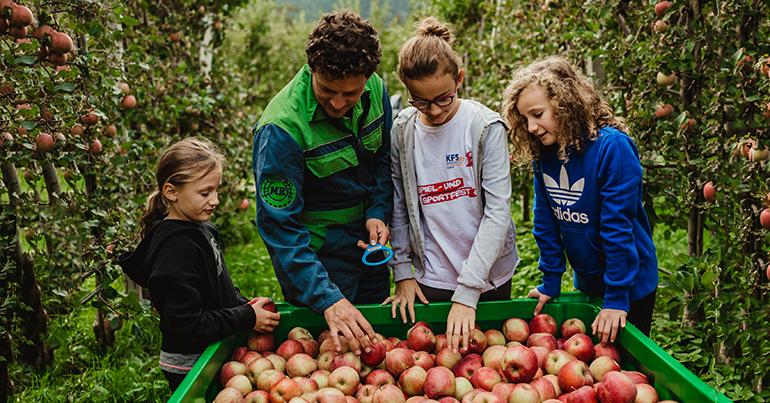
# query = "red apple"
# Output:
<box><xmin>10</xmin><ymin>5</ymin><xmax>33</xmax><ymax>27</ymax></box>
<box><xmin>588</xmin><ymin>356</ymin><xmax>620</xmax><ymax>382</ymax></box>
<box><xmin>408</xmin><ymin>325</ymin><xmax>436</xmax><ymax>352</ymax></box>
<box><xmin>413</xmin><ymin>350</ymin><xmax>435</xmax><ymax>371</ymax></box>
<box><xmin>286</xmin><ymin>353</ymin><xmax>318</xmax><ymax>378</ymax></box>
<box><xmin>593</xmin><ymin>343</ymin><xmax>621</xmax><ymax>364</ymax></box>
<box><xmin>560</xmin><ymin>319</ymin><xmax>586</xmax><ymax>339</ymax></box>
<box><xmin>529</xmin><ymin>346</ymin><xmax>549</xmax><ymax>369</ymax></box>
<box><xmin>270</xmin><ymin>378</ymin><xmax>301</xmax><ymax>403</ymax></box>
<box><xmin>36</xmin><ymin>133</ymin><xmax>55</xmax><ymax>152</ymax></box>
<box><xmin>654</xmin><ymin>104</ymin><xmax>674</xmax><ymax>118</ymax></box>
<box><xmin>220</xmin><ymin>360</ymin><xmax>249</xmax><ymax>387</ymax></box>
<box><xmin>121</xmin><ymin>94</ymin><xmax>137</xmax><ymax>109</ymax></box>
<box><xmin>490</xmin><ymin>383</ymin><xmax>515</xmax><ymax>402</ymax></box>
<box><xmin>371</xmin><ymin>384</ymin><xmax>405</xmax><ymax>403</ymax></box>
<box><xmin>240</xmin><ymin>351</ymin><xmax>262</xmax><ymax>365</ymax></box>
<box><xmin>464</xmin><ymin>390</ymin><xmax>505</xmax><ymax>403</ymax></box>
<box><xmin>232</xmin><ymin>346</ymin><xmax>250</xmax><ymax>362</ymax></box>
<box><xmin>452</xmin><ymin>353</ymin><xmax>483</xmax><ymax>380</ymax></box>
<box><xmin>760</xmin><ymin>209</ymin><xmax>770</xmax><ymax>229</ymax></box>
<box><xmin>366</xmin><ymin>369</ymin><xmax>395</xmax><ymax>386</ymax></box>
<box><xmin>480</xmin><ymin>345</ymin><xmax>506</xmax><ymax>372</ymax></box>
<box><xmin>469</xmin><ymin>366</ymin><xmax>501</xmax><ymax>391</ymax></box>
<box><xmin>621</xmin><ymin>370</ymin><xmax>649</xmax><ymax>384</ymax></box>
<box><xmin>238</xmin><ymin>198</ymin><xmax>251</xmax><ymax>211</ymax></box>
<box><xmin>467</xmin><ymin>329</ymin><xmax>487</xmax><ymax>354</ymax></box>
<box><xmin>433</xmin><ymin>334</ymin><xmax>448</xmax><ymax>353</ymax></box>
<box><xmin>215</xmin><ymin>387</ymin><xmax>247</xmax><ymax>403</ymax></box>
<box><xmin>565</xmin><ymin>385</ymin><xmax>596</xmax><ymax>403</ymax></box>
<box><xmin>71</xmin><ymin>124</ymin><xmax>85</xmax><ymax>136</ymax></box>
<box><xmin>88</xmin><ymin>139</ymin><xmax>102</xmax><ymax>154</ymax></box>
<box><xmin>436</xmin><ymin>347</ymin><xmax>463</xmax><ymax>370</ymax></box>
<box><xmin>483</xmin><ymin>329</ymin><xmax>506</xmax><ymax>347</ymax></box>
<box><xmin>265</xmin><ymin>354</ymin><xmax>287</xmax><ymax>374</ymax></box>
<box><xmin>500</xmin><ymin>345</ymin><xmax>538</xmax><ymax>383</ymax></box>
<box><xmin>502</xmin><ymin>318</ymin><xmax>534</xmax><ymax>345</ymax></box>
<box><xmin>256</xmin><ymin>369</ymin><xmax>286</xmax><ymax>392</ymax></box>
<box><xmin>329</xmin><ymin>366</ymin><xmax>360</xmax><ymax>395</ymax></box>
<box><xmin>529</xmin><ymin>314</ymin><xmax>558</xmax><ymax>337</ymax></box>
<box><xmin>557</xmin><ymin>360</ymin><xmax>593</xmax><ymax>392</ymax></box>
<box><xmin>330</xmin><ymin>351</ymin><xmax>361</xmax><ymax>374</ymax></box>
<box><xmin>361</xmin><ymin>340</ymin><xmax>387</xmax><ymax>367</ymax></box>
<box><xmin>454</xmin><ymin>377</ymin><xmax>473</xmax><ymax>401</ymax></box>
<box><xmin>248</xmin><ymin>332</ymin><xmax>275</xmax><ymax>353</ymax></box>
<box><xmin>384</xmin><ymin>348</ymin><xmax>414</xmax><ymax>378</ymax></box>
<box><xmin>317</xmin><ymin>351</ymin><xmax>337</xmax><ymax>372</ymax></box>
<box><xmin>247</xmin><ymin>357</ymin><xmax>275</xmax><ymax>384</ymax></box>
<box><xmin>508</xmin><ymin>383</ymin><xmax>540</xmax><ymax>403</ymax></box>
<box><xmin>81</xmin><ymin>112</ymin><xmax>99</xmax><ymax>126</ymax></box>
<box><xmin>595</xmin><ymin>371</ymin><xmax>636</xmax><ymax>403</ymax></box>
<box><xmin>703</xmin><ymin>181</ymin><xmax>715</xmax><ymax>202</ymax></box>
<box><xmin>654</xmin><ymin>1</ymin><xmax>672</xmax><ymax>18</ymax></box>
<box><xmin>293</xmin><ymin>376</ymin><xmax>318</xmax><ymax>395</ymax></box>
<box><xmin>299</xmin><ymin>338</ymin><xmax>319</xmax><ymax>358</ymax></box>
<box><xmin>563</xmin><ymin>334</ymin><xmax>594</xmax><ymax>363</ymax></box>
<box><xmin>356</xmin><ymin>384</ymin><xmax>378</xmax><ymax>403</ymax></box>
<box><xmin>315</xmin><ymin>386</ymin><xmax>348</xmax><ymax>403</ymax></box>
<box><xmin>277</xmin><ymin>340</ymin><xmax>305</xmax><ymax>360</ymax></box>
<box><xmin>653</xmin><ymin>20</ymin><xmax>668</xmax><ymax>33</ymax></box>
<box><xmin>634</xmin><ymin>383</ymin><xmax>660</xmax><ymax>403</ymax></box>
<box><xmin>50</xmin><ymin>32</ymin><xmax>73</xmax><ymax>55</ymax></box>
<box><xmin>424</xmin><ymin>366</ymin><xmax>456</xmax><ymax>399</ymax></box>
<box><xmin>244</xmin><ymin>389</ymin><xmax>270</xmax><ymax>403</ymax></box>
<box><xmin>399</xmin><ymin>365</ymin><xmax>427</xmax><ymax>396</ymax></box>
<box><xmin>529</xmin><ymin>376</ymin><xmax>557</xmax><ymax>401</ymax></box>
<box><xmin>527</xmin><ymin>333</ymin><xmax>557</xmax><ymax>351</ymax></box>
<box><xmin>310</xmin><ymin>369</ymin><xmax>331</xmax><ymax>389</ymax></box>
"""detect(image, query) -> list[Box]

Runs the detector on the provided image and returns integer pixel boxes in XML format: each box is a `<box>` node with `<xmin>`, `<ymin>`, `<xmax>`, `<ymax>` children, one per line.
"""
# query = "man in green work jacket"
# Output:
<box><xmin>252</xmin><ymin>9</ymin><xmax>393</xmax><ymax>356</ymax></box>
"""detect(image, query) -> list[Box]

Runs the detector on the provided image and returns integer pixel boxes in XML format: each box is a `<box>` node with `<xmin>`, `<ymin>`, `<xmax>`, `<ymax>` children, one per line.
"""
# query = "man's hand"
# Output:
<box><xmin>382</xmin><ymin>278</ymin><xmax>429</xmax><ymax>324</ymax></box>
<box><xmin>591</xmin><ymin>308</ymin><xmax>627</xmax><ymax>345</ymax></box>
<box><xmin>526</xmin><ymin>288</ymin><xmax>553</xmax><ymax>316</ymax></box>
<box><xmin>323</xmin><ymin>298</ymin><xmax>378</xmax><ymax>355</ymax></box>
<box><xmin>356</xmin><ymin>218</ymin><xmax>390</xmax><ymax>249</ymax></box>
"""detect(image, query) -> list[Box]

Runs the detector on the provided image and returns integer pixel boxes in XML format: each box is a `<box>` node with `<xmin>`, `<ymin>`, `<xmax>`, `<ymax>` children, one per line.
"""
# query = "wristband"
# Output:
<box><xmin>362</xmin><ymin>243</ymin><xmax>393</xmax><ymax>266</ymax></box>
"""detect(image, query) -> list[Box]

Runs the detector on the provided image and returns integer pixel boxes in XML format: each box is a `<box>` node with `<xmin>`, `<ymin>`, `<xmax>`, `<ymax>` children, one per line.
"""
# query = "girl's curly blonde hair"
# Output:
<box><xmin>501</xmin><ymin>56</ymin><xmax>627</xmax><ymax>164</ymax></box>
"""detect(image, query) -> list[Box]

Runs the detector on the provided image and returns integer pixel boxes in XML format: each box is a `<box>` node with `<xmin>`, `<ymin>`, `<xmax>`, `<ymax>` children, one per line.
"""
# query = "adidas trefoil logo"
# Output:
<box><xmin>543</xmin><ymin>166</ymin><xmax>584</xmax><ymax>206</ymax></box>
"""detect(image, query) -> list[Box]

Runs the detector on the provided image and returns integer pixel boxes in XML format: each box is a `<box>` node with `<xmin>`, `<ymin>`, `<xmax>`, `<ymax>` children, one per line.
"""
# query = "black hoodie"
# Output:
<box><xmin>118</xmin><ymin>219</ymin><xmax>255</xmax><ymax>355</ymax></box>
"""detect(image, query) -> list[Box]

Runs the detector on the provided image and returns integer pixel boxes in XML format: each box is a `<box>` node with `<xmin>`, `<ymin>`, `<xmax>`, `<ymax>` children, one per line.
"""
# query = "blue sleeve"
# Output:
<box><xmin>252</xmin><ymin>123</ymin><xmax>345</xmax><ymax>315</ymax></box>
<box><xmin>365</xmin><ymin>85</ymin><xmax>394</xmax><ymax>225</ymax></box>
<box><xmin>532</xmin><ymin>162</ymin><xmax>567</xmax><ymax>299</ymax></box>
<box><xmin>597</xmin><ymin>134</ymin><xmax>643</xmax><ymax>311</ymax></box>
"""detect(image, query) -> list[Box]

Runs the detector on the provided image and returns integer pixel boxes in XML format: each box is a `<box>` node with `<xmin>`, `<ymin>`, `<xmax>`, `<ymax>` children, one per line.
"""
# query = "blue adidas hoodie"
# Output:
<box><xmin>533</xmin><ymin>126</ymin><xmax>658</xmax><ymax>312</ymax></box>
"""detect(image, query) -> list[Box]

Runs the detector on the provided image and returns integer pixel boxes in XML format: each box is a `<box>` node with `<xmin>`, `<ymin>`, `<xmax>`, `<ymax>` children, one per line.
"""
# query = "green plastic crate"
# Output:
<box><xmin>168</xmin><ymin>292</ymin><xmax>731</xmax><ymax>403</ymax></box>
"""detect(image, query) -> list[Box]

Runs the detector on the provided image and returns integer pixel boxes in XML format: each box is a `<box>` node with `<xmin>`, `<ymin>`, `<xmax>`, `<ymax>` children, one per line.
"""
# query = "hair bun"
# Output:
<box><xmin>416</xmin><ymin>17</ymin><xmax>453</xmax><ymax>43</ymax></box>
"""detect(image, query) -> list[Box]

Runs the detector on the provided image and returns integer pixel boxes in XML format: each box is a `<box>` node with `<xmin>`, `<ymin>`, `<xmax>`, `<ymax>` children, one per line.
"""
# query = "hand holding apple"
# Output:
<box><xmin>250</xmin><ymin>298</ymin><xmax>281</xmax><ymax>333</ymax></box>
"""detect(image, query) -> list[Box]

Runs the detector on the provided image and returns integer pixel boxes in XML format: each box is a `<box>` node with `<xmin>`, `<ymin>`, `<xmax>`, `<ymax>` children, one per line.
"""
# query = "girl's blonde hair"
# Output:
<box><xmin>139</xmin><ymin>137</ymin><xmax>226</xmax><ymax>238</ymax></box>
<box><xmin>501</xmin><ymin>56</ymin><xmax>627</xmax><ymax>164</ymax></box>
<box><xmin>397</xmin><ymin>17</ymin><xmax>462</xmax><ymax>84</ymax></box>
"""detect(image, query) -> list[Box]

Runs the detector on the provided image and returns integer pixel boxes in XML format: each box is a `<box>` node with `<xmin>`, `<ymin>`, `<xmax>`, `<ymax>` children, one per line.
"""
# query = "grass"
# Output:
<box><xmin>10</xmin><ymin>197</ymin><xmax>688</xmax><ymax>402</ymax></box>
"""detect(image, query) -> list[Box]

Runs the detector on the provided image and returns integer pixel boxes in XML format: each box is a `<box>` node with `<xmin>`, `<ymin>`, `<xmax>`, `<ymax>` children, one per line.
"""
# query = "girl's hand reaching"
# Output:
<box><xmin>382</xmin><ymin>278</ymin><xmax>429</xmax><ymax>324</ymax></box>
<box><xmin>446</xmin><ymin>302</ymin><xmax>475</xmax><ymax>353</ymax></box>
<box><xmin>526</xmin><ymin>288</ymin><xmax>553</xmax><ymax>316</ymax></box>
<box><xmin>591</xmin><ymin>308</ymin><xmax>627</xmax><ymax>345</ymax></box>
<box><xmin>249</xmin><ymin>297</ymin><xmax>281</xmax><ymax>333</ymax></box>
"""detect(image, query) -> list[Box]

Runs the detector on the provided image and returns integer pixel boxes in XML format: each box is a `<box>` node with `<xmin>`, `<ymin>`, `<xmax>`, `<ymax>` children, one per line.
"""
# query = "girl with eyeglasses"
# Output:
<box><xmin>385</xmin><ymin>17</ymin><xmax>520</xmax><ymax>352</ymax></box>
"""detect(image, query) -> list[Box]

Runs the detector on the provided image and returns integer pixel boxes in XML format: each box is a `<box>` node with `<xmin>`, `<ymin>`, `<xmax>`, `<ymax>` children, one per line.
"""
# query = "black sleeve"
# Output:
<box><xmin>150</xmin><ymin>236</ymin><xmax>256</xmax><ymax>352</ymax></box>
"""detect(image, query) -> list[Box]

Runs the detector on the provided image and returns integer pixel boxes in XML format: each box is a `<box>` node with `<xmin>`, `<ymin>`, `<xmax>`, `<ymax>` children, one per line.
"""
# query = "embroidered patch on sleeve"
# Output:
<box><xmin>260</xmin><ymin>175</ymin><xmax>296</xmax><ymax>209</ymax></box>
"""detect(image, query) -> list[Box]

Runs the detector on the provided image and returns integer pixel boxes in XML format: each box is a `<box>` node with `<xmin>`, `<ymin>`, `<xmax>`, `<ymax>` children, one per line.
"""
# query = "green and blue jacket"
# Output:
<box><xmin>252</xmin><ymin>65</ymin><xmax>393</xmax><ymax>314</ymax></box>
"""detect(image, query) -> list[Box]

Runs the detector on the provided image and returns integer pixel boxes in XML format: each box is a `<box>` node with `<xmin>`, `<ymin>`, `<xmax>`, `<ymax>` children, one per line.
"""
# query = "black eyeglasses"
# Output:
<box><xmin>408</xmin><ymin>79</ymin><xmax>459</xmax><ymax>110</ymax></box>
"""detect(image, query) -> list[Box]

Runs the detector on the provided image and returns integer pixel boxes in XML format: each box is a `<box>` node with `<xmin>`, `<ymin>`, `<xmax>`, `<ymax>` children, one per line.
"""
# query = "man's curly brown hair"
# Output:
<box><xmin>501</xmin><ymin>56</ymin><xmax>627</xmax><ymax>165</ymax></box>
<box><xmin>306</xmin><ymin>9</ymin><xmax>382</xmax><ymax>79</ymax></box>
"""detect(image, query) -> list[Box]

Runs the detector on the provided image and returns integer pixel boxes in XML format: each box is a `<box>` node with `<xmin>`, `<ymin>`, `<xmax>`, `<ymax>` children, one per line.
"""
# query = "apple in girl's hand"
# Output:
<box><xmin>249</xmin><ymin>297</ymin><xmax>277</xmax><ymax>313</ymax></box>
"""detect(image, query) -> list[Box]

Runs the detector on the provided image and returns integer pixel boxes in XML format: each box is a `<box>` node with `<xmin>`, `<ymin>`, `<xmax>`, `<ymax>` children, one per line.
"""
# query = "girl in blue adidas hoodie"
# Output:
<box><xmin>501</xmin><ymin>56</ymin><xmax>658</xmax><ymax>345</ymax></box>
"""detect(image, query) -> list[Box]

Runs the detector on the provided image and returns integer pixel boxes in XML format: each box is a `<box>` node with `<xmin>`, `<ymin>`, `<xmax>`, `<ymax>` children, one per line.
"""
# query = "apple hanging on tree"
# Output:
<box><xmin>703</xmin><ymin>181</ymin><xmax>715</xmax><ymax>202</ymax></box>
<box><xmin>760</xmin><ymin>209</ymin><xmax>770</xmax><ymax>229</ymax></box>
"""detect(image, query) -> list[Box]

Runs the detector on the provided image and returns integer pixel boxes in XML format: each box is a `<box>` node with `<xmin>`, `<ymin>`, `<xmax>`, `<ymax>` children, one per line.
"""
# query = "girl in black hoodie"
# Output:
<box><xmin>118</xmin><ymin>137</ymin><xmax>280</xmax><ymax>391</ymax></box>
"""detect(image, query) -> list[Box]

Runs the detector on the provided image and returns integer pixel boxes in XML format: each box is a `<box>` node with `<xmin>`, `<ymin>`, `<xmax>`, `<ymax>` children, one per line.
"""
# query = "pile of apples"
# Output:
<box><xmin>213</xmin><ymin>311</ymin><xmax>676</xmax><ymax>403</ymax></box>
